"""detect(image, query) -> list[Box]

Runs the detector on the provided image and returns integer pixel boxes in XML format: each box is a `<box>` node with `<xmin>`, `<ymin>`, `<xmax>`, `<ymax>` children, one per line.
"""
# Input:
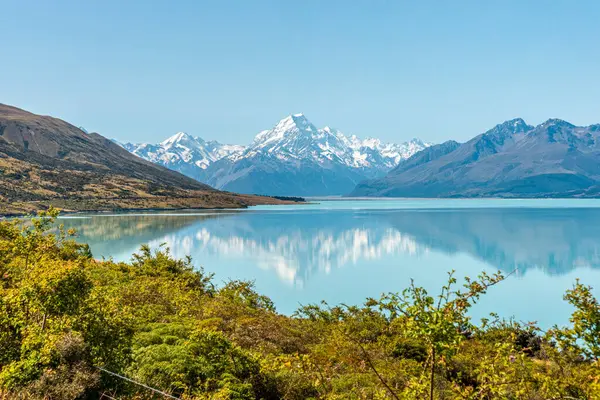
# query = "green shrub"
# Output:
<box><xmin>1</xmin><ymin>211</ymin><xmax>600</xmax><ymax>398</ymax></box>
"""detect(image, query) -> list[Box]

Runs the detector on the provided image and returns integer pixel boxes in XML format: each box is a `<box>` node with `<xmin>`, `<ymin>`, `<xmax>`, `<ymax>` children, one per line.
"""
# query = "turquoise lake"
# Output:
<box><xmin>58</xmin><ymin>199</ymin><xmax>600</xmax><ymax>328</ymax></box>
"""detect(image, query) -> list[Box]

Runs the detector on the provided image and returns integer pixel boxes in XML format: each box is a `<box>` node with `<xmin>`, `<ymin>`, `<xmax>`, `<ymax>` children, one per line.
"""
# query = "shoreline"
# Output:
<box><xmin>6</xmin><ymin>196</ymin><xmax>600</xmax><ymax>218</ymax></box>
<box><xmin>0</xmin><ymin>194</ymin><xmax>307</xmax><ymax>218</ymax></box>
<box><xmin>1</xmin><ymin>206</ymin><xmax>250</xmax><ymax>219</ymax></box>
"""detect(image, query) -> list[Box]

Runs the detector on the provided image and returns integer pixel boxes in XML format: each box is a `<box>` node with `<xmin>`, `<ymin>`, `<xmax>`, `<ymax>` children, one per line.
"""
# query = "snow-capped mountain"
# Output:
<box><xmin>123</xmin><ymin>133</ymin><xmax>244</xmax><ymax>181</ymax></box>
<box><xmin>123</xmin><ymin>114</ymin><xmax>432</xmax><ymax>196</ymax></box>
<box><xmin>241</xmin><ymin>114</ymin><xmax>428</xmax><ymax>171</ymax></box>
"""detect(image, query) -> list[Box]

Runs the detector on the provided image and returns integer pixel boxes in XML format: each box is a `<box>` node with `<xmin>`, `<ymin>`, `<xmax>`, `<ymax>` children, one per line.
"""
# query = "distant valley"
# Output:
<box><xmin>121</xmin><ymin>114</ymin><xmax>431</xmax><ymax>196</ymax></box>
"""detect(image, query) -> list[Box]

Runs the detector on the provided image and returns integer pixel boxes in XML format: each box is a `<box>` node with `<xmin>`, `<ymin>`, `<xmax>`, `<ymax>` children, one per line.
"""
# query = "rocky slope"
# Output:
<box><xmin>124</xmin><ymin>114</ymin><xmax>431</xmax><ymax>196</ymax></box>
<box><xmin>0</xmin><ymin>104</ymin><xmax>292</xmax><ymax>215</ymax></box>
<box><xmin>351</xmin><ymin>118</ymin><xmax>600</xmax><ymax>198</ymax></box>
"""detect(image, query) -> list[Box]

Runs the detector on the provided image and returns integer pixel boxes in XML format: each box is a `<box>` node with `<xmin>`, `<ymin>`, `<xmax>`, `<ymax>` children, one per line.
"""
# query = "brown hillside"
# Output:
<box><xmin>0</xmin><ymin>104</ymin><xmax>292</xmax><ymax>215</ymax></box>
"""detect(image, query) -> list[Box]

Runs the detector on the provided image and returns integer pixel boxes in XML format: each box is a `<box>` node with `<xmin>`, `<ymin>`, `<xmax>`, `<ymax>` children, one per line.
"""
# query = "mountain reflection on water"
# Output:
<box><xmin>60</xmin><ymin>206</ymin><xmax>600</xmax><ymax>286</ymax></box>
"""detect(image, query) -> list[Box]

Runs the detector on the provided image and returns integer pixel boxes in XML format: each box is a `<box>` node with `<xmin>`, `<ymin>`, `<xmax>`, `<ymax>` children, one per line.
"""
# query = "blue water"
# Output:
<box><xmin>58</xmin><ymin>199</ymin><xmax>600</xmax><ymax>328</ymax></box>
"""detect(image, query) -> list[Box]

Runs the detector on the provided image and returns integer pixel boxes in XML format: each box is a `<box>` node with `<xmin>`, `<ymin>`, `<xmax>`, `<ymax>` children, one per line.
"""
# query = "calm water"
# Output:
<box><xmin>58</xmin><ymin>199</ymin><xmax>600</xmax><ymax>328</ymax></box>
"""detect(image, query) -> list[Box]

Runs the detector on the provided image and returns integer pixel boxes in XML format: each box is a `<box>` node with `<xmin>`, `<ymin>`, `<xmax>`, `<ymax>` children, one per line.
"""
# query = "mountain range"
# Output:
<box><xmin>351</xmin><ymin>118</ymin><xmax>600</xmax><ymax>198</ymax></box>
<box><xmin>122</xmin><ymin>114</ymin><xmax>431</xmax><ymax>196</ymax></box>
<box><xmin>0</xmin><ymin>104</ymin><xmax>291</xmax><ymax>215</ymax></box>
<box><xmin>7</xmin><ymin>102</ymin><xmax>599</xmax><ymax>205</ymax></box>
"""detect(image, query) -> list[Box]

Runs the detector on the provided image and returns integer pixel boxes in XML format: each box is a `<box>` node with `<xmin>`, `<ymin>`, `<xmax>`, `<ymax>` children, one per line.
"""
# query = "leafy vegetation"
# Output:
<box><xmin>1</xmin><ymin>210</ymin><xmax>599</xmax><ymax>399</ymax></box>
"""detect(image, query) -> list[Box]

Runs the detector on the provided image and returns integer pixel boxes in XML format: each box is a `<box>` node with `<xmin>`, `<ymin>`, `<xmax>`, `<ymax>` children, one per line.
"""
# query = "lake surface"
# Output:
<box><xmin>58</xmin><ymin>199</ymin><xmax>600</xmax><ymax>328</ymax></box>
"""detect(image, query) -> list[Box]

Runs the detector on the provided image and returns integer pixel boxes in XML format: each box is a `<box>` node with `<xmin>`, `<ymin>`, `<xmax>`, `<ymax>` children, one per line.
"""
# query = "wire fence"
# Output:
<box><xmin>96</xmin><ymin>366</ymin><xmax>181</xmax><ymax>400</ymax></box>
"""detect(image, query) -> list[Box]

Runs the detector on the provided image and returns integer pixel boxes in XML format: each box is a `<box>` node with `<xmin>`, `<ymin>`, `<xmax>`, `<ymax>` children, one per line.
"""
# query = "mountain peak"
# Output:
<box><xmin>406</xmin><ymin>138</ymin><xmax>429</xmax><ymax>147</ymax></box>
<box><xmin>277</xmin><ymin>113</ymin><xmax>312</xmax><ymax>129</ymax></box>
<box><xmin>499</xmin><ymin>118</ymin><xmax>531</xmax><ymax>131</ymax></box>
<box><xmin>541</xmin><ymin>118</ymin><xmax>575</xmax><ymax>128</ymax></box>
<box><xmin>252</xmin><ymin>114</ymin><xmax>318</xmax><ymax>147</ymax></box>
<box><xmin>482</xmin><ymin>118</ymin><xmax>533</xmax><ymax>142</ymax></box>
<box><xmin>161</xmin><ymin>131</ymin><xmax>195</xmax><ymax>146</ymax></box>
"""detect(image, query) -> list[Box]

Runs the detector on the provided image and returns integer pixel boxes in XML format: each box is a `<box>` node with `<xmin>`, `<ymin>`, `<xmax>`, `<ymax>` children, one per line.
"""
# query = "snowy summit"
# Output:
<box><xmin>124</xmin><ymin>114</ymin><xmax>432</xmax><ymax>196</ymax></box>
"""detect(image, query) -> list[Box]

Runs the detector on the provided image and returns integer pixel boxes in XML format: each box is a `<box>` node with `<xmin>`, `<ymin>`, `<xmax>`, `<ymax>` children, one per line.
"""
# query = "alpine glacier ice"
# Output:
<box><xmin>124</xmin><ymin>114</ymin><xmax>432</xmax><ymax>196</ymax></box>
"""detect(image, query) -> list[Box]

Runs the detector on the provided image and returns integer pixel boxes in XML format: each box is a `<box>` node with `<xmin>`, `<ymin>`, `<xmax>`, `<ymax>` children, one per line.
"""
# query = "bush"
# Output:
<box><xmin>2</xmin><ymin>211</ymin><xmax>600</xmax><ymax>398</ymax></box>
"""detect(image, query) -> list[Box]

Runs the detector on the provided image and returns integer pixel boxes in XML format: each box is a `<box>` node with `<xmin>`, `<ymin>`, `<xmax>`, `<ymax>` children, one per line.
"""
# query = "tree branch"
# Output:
<box><xmin>356</xmin><ymin>341</ymin><xmax>401</xmax><ymax>400</ymax></box>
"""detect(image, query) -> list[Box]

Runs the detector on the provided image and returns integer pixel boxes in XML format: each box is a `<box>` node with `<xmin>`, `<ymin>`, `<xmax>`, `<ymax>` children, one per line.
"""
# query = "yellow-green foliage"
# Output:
<box><xmin>1</xmin><ymin>210</ymin><xmax>599</xmax><ymax>399</ymax></box>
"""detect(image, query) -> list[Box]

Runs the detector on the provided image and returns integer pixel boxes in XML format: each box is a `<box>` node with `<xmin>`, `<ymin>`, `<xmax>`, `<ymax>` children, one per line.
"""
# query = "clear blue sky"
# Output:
<box><xmin>1</xmin><ymin>0</ymin><xmax>599</xmax><ymax>144</ymax></box>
